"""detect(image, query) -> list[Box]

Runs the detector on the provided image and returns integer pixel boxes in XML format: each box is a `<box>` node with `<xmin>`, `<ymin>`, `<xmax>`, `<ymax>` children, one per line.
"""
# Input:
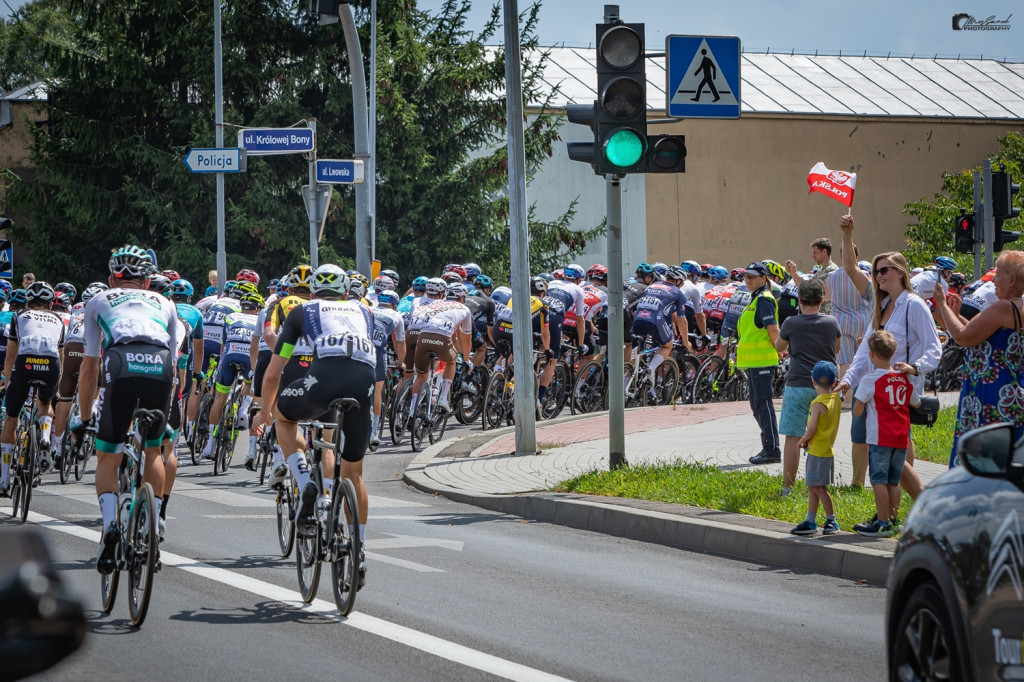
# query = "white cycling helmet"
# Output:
<box><xmin>312</xmin><ymin>264</ymin><xmax>350</xmax><ymax>296</ymax></box>
<box><xmin>425</xmin><ymin>277</ymin><xmax>447</xmax><ymax>296</ymax></box>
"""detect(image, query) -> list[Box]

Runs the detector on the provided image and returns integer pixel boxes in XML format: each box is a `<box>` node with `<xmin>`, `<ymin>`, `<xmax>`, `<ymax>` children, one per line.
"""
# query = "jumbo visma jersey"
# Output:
<box><xmin>82</xmin><ymin>287</ymin><xmax>180</xmax><ymax>358</ymax></box>
<box><xmin>10</xmin><ymin>309</ymin><xmax>66</xmax><ymax>358</ymax></box>
<box><xmin>276</xmin><ymin>300</ymin><xmax>376</xmax><ymax>368</ymax></box>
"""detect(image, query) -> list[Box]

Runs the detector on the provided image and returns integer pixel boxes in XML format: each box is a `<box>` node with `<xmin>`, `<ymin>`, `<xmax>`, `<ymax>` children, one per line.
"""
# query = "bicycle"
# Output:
<box><xmin>453</xmin><ymin>357</ymin><xmax>489</xmax><ymax>426</ymax></box>
<box><xmin>690</xmin><ymin>346</ymin><xmax>748</xmax><ymax>404</ymax></box>
<box><xmin>370</xmin><ymin>359</ymin><xmax>401</xmax><ymax>452</ymax></box>
<box><xmin>210</xmin><ymin>362</ymin><xmax>247</xmax><ymax>475</ymax></box>
<box><xmin>7</xmin><ymin>382</ymin><xmax>45</xmax><ymax>523</ymax></box>
<box><xmin>254</xmin><ymin>420</ymin><xmax>276</xmax><ymax>486</ymax></box>
<box><xmin>99</xmin><ymin>408</ymin><xmax>162</xmax><ymax>627</ymax></box>
<box><xmin>58</xmin><ymin>394</ymin><xmax>96</xmax><ymax>484</ymax></box>
<box><xmin>572</xmin><ymin>353</ymin><xmax>609</xmax><ymax>414</ymax></box>
<box><xmin>188</xmin><ymin>356</ymin><xmax>218</xmax><ymax>465</ymax></box>
<box><xmin>624</xmin><ymin>336</ymin><xmax>680</xmax><ymax>408</ymax></box>
<box><xmin>294</xmin><ymin>398</ymin><xmax>363</xmax><ymax>616</ymax></box>
<box><xmin>409</xmin><ymin>351</ymin><xmax>449</xmax><ymax>452</ymax></box>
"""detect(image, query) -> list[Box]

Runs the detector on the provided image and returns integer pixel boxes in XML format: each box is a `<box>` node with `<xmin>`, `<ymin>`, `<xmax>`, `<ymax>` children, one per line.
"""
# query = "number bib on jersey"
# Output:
<box><xmin>303</xmin><ymin>301</ymin><xmax>376</xmax><ymax>367</ymax></box>
<box><xmin>225</xmin><ymin>341</ymin><xmax>249</xmax><ymax>355</ymax></box>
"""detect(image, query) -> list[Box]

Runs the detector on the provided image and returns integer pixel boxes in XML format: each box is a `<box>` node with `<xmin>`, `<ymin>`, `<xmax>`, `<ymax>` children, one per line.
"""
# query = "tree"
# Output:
<box><xmin>0</xmin><ymin>0</ymin><xmax>74</xmax><ymax>93</ymax></box>
<box><xmin>5</xmin><ymin>0</ymin><xmax>600</xmax><ymax>288</ymax></box>
<box><xmin>902</xmin><ymin>131</ymin><xmax>1024</xmax><ymax>271</ymax></box>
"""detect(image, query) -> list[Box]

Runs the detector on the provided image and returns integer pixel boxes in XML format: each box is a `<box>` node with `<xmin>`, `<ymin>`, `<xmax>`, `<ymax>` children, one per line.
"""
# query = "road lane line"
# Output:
<box><xmin>24</xmin><ymin>511</ymin><xmax>573</xmax><ymax>682</ymax></box>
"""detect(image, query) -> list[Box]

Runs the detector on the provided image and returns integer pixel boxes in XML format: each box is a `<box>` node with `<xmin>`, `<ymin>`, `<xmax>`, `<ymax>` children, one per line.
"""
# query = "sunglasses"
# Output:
<box><xmin>873</xmin><ymin>266</ymin><xmax>897</xmax><ymax>277</ymax></box>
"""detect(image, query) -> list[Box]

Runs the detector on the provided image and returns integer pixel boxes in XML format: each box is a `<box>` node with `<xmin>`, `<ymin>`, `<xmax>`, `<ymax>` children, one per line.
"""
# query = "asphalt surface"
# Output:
<box><xmin>2</xmin><ymin>427</ymin><xmax>888</xmax><ymax>681</ymax></box>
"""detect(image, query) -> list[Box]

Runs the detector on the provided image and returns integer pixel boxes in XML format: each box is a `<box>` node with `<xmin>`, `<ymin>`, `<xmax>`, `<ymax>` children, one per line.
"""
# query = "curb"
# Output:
<box><xmin>403</xmin><ymin>432</ymin><xmax>896</xmax><ymax>585</ymax></box>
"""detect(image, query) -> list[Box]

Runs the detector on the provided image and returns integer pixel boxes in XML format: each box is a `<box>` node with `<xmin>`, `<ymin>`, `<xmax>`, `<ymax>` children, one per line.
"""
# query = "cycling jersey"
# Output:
<box><xmin>254</xmin><ymin>306</ymin><xmax>271</xmax><ymax>352</ymax></box>
<box><xmin>221</xmin><ymin>311</ymin><xmax>257</xmax><ymax>356</ymax></box>
<box><xmin>370</xmin><ymin>306</ymin><xmax>406</xmax><ymax>348</ymax></box>
<box><xmin>961</xmin><ymin>280</ymin><xmax>998</xmax><ymax>320</ymax></box>
<box><xmin>409</xmin><ymin>300</ymin><xmax>473</xmax><ymax>336</ymax></box>
<box><xmin>546</xmin><ymin>280</ymin><xmax>585</xmax><ymax>328</ymax></box>
<box><xmin>400</xmin><ymin>294</ymin><xmax>432</xmax><ymax>327</ymax></box>
<box><xmin>464</xmin><ymin>292</ymin><xmax>496</xmax><ymax>329</ymax></box>
<box><xmin>64</xmin><ymin>309</ymin><xmax>85</xmax><ymax>345</ymax></box>
<box><xmin>9</xmin><ymin>309</ymin><xmax>67</xmax><ymax>358</ymax></box>
<box><xmin>277</xmin><ymin>299</ymin><xmax>376</xmax><ymax>368</ymax></box>
<box><xmin>910</xmin><ymin>269</ymin><xmax>948</xmax><ymax>300</ymax></box>
<box><xmin>494</xmin><ymin>296</ymin><xmax>547</xmax><ymax>347</ymax></box>
<box><xmin>175</xmin><ymin>301</ymin><xmax>204</xmax><ymax>343</ymax></box>
<box><xmin>634</xmin><ymin>282</ymin><xmax>686</xmax><ymax>325</ymax></box>
<box><xmin>82</xmin><ymin>288</ymin><xmax>180</xmax><ymax>357</ymax></box>
<box><xmin>581</xmin><ymin>284</ymin><xmax>606</xmax><ymax>322</ymax></box>
<box><xmin>721</xmin><ymin>285</ymin><xmax>752</xmax><ymax>338</ymax></box>
<box><xmin>777</xmin><ymin>280</ymin><xmax>801</xmax><ymax>324</ymax></box>
<box><xmin>201</xmin><ymin>296</ymin><xmax>242</xmax><ymax>346</ymax></box>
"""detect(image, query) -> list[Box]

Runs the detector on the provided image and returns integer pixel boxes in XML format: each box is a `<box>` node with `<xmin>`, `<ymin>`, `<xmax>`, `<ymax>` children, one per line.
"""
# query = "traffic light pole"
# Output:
<box><xmin>973</xmin><ymin>170</ymin><xmax>982</xmax><ymax>279</ymax></box>
<box><xmin>984</xmin><ymin>159</ymin><xmax>995</xmax><ymax>272</ymax></box>
<box><xmin>503</xmin><ymin>0</ymin><xmax>537</xmax><ymax>456</ymax></box>
<box><xmin>606</xmin><ymin>174</ymin><xmax>626</xmax><ymax>470</ymax></box>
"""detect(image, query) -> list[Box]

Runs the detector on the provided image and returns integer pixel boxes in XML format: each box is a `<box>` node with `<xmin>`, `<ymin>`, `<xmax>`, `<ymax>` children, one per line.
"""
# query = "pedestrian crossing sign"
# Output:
<box><xmin>666</xmin><ymin>35</ymin><xmax>741</xmax><ymax>119</ymax></box>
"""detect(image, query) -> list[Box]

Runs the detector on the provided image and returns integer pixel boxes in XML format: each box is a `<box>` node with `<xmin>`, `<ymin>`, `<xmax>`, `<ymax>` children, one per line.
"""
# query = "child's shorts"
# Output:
<box><xmin>805</xmin><ymin>453</ymin><xmax>834</xmax><ymax>487</ymax></box>
<box><xmin>851</xmin><ymin>410</ymin><xmax>867</xmax><ymax>444</ymax></box>
<box><xmin>779</xmin><ymin>386</ymin><xmax>817</xmax><ymax>437</ymax></box>
<box><xmin>869</xmin><ymin>445</ymin><xmax>907</xmax><ymax>485</ymax></box>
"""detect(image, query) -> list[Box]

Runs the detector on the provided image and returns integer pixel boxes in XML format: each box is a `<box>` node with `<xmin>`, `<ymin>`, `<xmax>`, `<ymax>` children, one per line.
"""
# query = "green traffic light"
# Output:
<box><xmin>603</xmin><ymin>129</ymin><xmax>644</xmax><ymax>168</ymax></box>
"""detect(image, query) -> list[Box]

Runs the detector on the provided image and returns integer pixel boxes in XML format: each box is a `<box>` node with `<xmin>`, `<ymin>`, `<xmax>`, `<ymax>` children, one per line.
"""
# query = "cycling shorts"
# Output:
<box><xmin>471</xmin><ymin>317</ymin><xmax>489</xmax><ymax>350</ymax></box>
<box><xmin>215</xmin><ymin>351</ymin><xmax>251</xmax><ymax>393</ymax></box>
<box><xmin>374</xmin><ymin>345</ymin><xmax>387</xmax><ymax>382</ymax></box>
<box><xmin>94</xmin><ymin>342</ymin><xmax>174</xmax><ymax>453</ymax></box>
<box><xmin>404</xmin><ymin>329</ymin><xmax>419</xmax><ymax>370</ymax></box>
<box><xmin>5</xmin><ymin>354</ymin><xmax>61</xmax><ymax>419</ymax></box>
<box><xmin>202</xmin><ymin>339</ymin><xmax>222</xmax><ymax>374</ymax></box>
<box><xmin>57</xmin><ymin>342</ymin><xmax>85</xmax><ymax>401</ymax></box>
<box><xmin>546</xmin><ymin>311</ymin><xmax>564</xmax><ymax>360</ymax></box>
<box><xmin>252</xmin><ymin>349</ymin><xmax>273</xmax><ymax>398</ymax></box>
<box><xmin>631</xmin><ymin>317</ymin><xmax>673</xmax><ymax>347</ymax></box>
<box><xmin>414</xmin><ymin>332</ymin><xmax>456</xmax><ymax>373</ymax></box>
<box><xmin>276</xmin><ymin>356</ymin><xmax>374</xmax><ymax>463</ymax></box>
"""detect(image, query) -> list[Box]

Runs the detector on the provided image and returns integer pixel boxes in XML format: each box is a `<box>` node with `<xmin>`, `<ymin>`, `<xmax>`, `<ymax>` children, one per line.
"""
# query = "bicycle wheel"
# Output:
<box><xmin>276</xmin><ymin>478</ymin><xmax>296</xmax><ymax>558</ymax></box>
<box><xmin>428</xmin><ymin>405</ymin><xmax>449</xmax><ymax>445</ymax></box>
<box><xmin>940</xmin><ymin>346</ymin><xmax>965</xmax><ymax>392</ymax></box>
<box><xmin>389</xmin><ymin>380</ymin><xmax>411</xmax><ymax>445</ymax></box>
<box><xmin>691</xmin><ymin>356</ymin><xmax>725</xmax><ymax>404</ymax></box>
<box><xmin>75</xmin><ymin>433</ymin><xmax>95</xmax><ymax>482</ymax></box>
<box><xmin>572</xmin><ymin>360</ymin><xmax>605</xmax><ymax>414</ymax></box>
<box><xmin>676</xmin><ymin>355</ymin><xmax>701</xmax><ymax>404</ymax></box>
<box><xmin>540</xmin><ymin>361</ymin><xmax>570</xmax><ymax>419</ymax></box>
<box><xmin>127</xmin><ymin>482</ymin><xmax>157</xmax><ymax>627</ymax></box>
<box><xmin>482</xmin><ymin>371</ymin><xmax>506</xmax><ymax>431</ymax></box>
<box><xmin>17</xmin><ymin>431</ymin><xmax>36</xmax><ymax>523</ymax></box>
<box><xmin>100</xmin><ymin>557</ymin><xmax>120</xmax><ymax>614</ymax></box>
<box><xmin>295</xmin><ymin>522</ymin><xmax>322</xmax><ymax>603</ymax></box>
<box><xmin>409</xmin><ymin>403</ymin><xmax>428</xmax><ymax>453</ymax></box>
<box><xmin>455</xmin><ymin>366</ymin><xmax>485</xmax><ymax>425</ymax></box>
<box><xmin>645</xmin><ymin>357</ymin><xmax>679</xmax><ymax>406</ymax></box>
<box><xmin>624</xmin><ymin>361</ymin><xmax>646</xmax><ymax>409</ymax></box>
<box><xmin>329</xmin><ymin>478</ymin><xmax>361</xmax><ymax>616</ymax></box>
<box><xmin>190</xmin><ymin>394</ymin><xmax>212</xmax><ymax>465</ymax></box>
<box><xmin>58</xmin><ymin>429</ymin><xmax>75</xmax><ymax>485</ymax></box>
<box><xmin>9</xmin><ymin>464</ymin><xmax>26</xmax><ymax>522</ymax></box>
<box><xmin>258</xmin><ymin>438</ymin><xmax>270</xmax><ymax>486</ymax></box>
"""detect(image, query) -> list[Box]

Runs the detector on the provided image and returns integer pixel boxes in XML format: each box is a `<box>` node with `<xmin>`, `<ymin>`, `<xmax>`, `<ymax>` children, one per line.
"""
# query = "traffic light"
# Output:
<box><xmin>646</xmin><ymin>135</ymin><xmax>686</xmax><ymax>173</ymax></box>
<box><xmin>595</xmin><ymin>21</ymin><xmax>647</xmax><ymax>174</ymax></box>
<box><xmin>992</xmin><ymin>169</ymin><xmax>1021</xmax><ymax>251</ymax></box>
<box><xmin>565</xmin><ymin>103</ymin><xmax>598</xmax><ymax>169</ymax></box>
<box><xmin>954</xmin><ymin>213</ymin><xmax>975</xmax><ymax>253</ymax></box>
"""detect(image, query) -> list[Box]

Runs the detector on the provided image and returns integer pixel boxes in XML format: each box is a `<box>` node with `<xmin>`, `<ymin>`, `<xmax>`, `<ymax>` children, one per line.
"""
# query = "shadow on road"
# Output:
<box><xmin>170</xmin><ymin>601</ymin><xmax>334</xmax><ymax>626</ymax></box>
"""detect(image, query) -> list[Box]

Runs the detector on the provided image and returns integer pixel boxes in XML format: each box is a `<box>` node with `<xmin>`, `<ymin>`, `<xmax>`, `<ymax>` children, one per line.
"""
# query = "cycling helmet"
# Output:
<box><xmin>53</xmin><ymin>292</ymin><xmax>72</xmax><ymax>310</ymax></box>
<box><xmin>934</xmin><ymin>256</ymin><xmax>957</xmax><ymax>271</ymax></box>
<box><xmin>681</xmin><ymin>260</ymin><xmax>702</xmax><ymax>277</ymax></box>
<box><xmin>729</xmin><ymin>267</ymin><xmax>745</xmax><ymax>282</ymax></box>
<box><xmin>425</xmin><ymin>277</ymin><xmax>447</xmax><ymax>296</ymax></box>
<box><xmin>491</xmin><ymin>286</ymin><xmax>512</xmax><ymax>306</ymax></box>
<box><xmin>353</xmin><ymin>273</ymin><xmax>370</xmax><ymax>290</ymax></box>
<box><xmin>171</xmin><ymin>279</ymin><xmax>194</xmax><ymax>300</ymax></box>
<box><xmin>276</xmin><ymin>278</ymin><xmax>288</xmax><ymax>296</ymax></box>
<box><xmin>148</xmin><ymin>274</ymin><xmax>173</xmax><ymax>294</ymax></box>
<box><xmin>443</xmin><ymin>264</ymin><xmax>467</xmax><ymax>280</ymax></box>
<box><xmin>109</xmin><ymin>244</ymin><xmax>152</xmax><ymax>278</ymax></box>
<box><xmin>287</xmin><ymin>264</ymin><xmax>313</xmax><ymax>291</ymax></box>
<box><xmin>590</xmin><ymin>265</ymin><xmax>609</xmax><ymax>280</ymax></box>
<box><xmin>563</xmin><ymin>264</ymin><xmax>585</xmax><ymax>281</ymax></box>
<box><xmin>345</xmin><ymin>269</ymin><xmax>357</xmax><ymax>277</ymax></box>
<box><xmin>10</xmin><ymin>288</ymin><xmax>27</xmax><ymax>306</ymax></box>
<box><xmin>911</xmin><ymin>267</ymin><xmax>924</xmax><ymax>276</ymax></box>
<box><xmin>312</xmin><ymin>264</ymin><xmax>350</xmax><ymax>296</ymax></box>
<box><xmin>474</xmin><ymin>274</ymin><xmax>494</xmax><ymax>290</ymax></box>
<box><xmin>708</xmin><ymin>266</ymin><xmax>729</xmax><ymax>281</ymax></box>
<box><xmin>530</xmin><ymin>276</ymin><xmax>548</xmax><ymax>296</ymax></box>
<box><xmin>445</xmin><ymin>282</ymin><xmax>468</xmax><ymax>300</ymax></box>
<box><xmin>635</xmin><ymin>263</ymin><xmax>655</xmax><ymax>279</ymax></box>
<box><xmin>700</xmin><ymin>263</ymin><xmax>714</xmax><ymax>276</ymax></box>
<box><xmin>652</xmin><ymin>262</ymin><xmax>669</xmax><ymax>277</ymax></box>
<box><xmin>666</xmin><ymin>265</ymin><xmax>686</xmax><ymax>282</ymax></box>
<box><xmin>349</xmin><ymin>278</ymin><xmax>367</xmax><ymax>299</ymax></box>
<box><xmin>0</xmin><ymin>289</ymin><xmax>6</xmax><ymax>303</ymax></box>
<box><xmin>949</xmin><ymin>272</ymin><xmax>968</xmax><ymax>287</ymax></box>
<box><xmin>411</xmin><ymin>276</ymin><xmax>429</xmax><ymax>293</ymax></box>
<box><xmin>441</xmin><ymin>271</ymin><xmax>464</xmax><ymax>284</ymax></box>
<box><xmin>55</xmin><ymin>282</ymin><xmax>77</xmax><ymax>301</ymax></box>
<box><xmin>857</xmin><ymin>260</ymin><xmax>873</xmax><ymax>274</ymax></box>
<box><xmin>236</xmin><ymin>268</ymin><xmax>260</xmax><ymax>285</ymax></box>
<box><xmin>0</xmin><ymin>280</ymin><xmax>12</xmax><ymax>296</ymax></box>
<box><xmin>373</xmin><ymin>275</ymin><xmax>395</xmax><ymax>292</ymax></box>
<box><xmin>381</xmin><ymin>269</ymin><xmax>400</xmax><ymax>287</ymax></box>
<box><xmin>552</xmin><ymin>269</ymin><xmax>565</xmax><ymax>280</ymax></box>
<box><xmin>536</xmin><ymin>272</ymin><xmax>554</xmax><ymax>283</ymax></box>
<box><xmin>233</xmin><ymin>281</ymin><xmax>259</xmax><ymax>299</ymax></box>
<box><xmin>377</xmin><ymin>289</ymin><xmax>400</xmax><ymax>307</ymax></box>
<box><xmin>240</xmin><ymin>291</ymin><xmax>264</xmax><ymax>310</ymax></box>
<box><xmin>462</xmin><ymin>263</ymin><xmax>481</xmax><ymax>280</ymax></box>
<box><xmin>761</xmin><ymin>259</ymin><xmax>787</xmax><ymax>281</ymax></box>
<box><xmin>587</xmin><ymin>263</ymin><xmax>605</xmax><ymax>279</ymax></box>
<box><xmin>25</xmin><ymin>281</ymin><xmax>56</xmax><ymax>303</ymax></box>
<box><xmin>161</xmin><ymin>270</ymin><xmax>181</xmax><ymax>281</ymax></box>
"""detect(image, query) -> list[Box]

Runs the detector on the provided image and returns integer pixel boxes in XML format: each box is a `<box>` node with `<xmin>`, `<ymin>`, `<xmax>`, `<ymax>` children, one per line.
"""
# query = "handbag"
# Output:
<box><xmin>905</xmin><ymin>302</ymin><xmax>939</xmax><ymax>427</ymax></box>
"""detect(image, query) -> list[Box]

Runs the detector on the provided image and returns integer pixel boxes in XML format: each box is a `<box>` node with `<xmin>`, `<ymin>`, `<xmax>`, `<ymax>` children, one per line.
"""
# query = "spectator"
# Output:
<box><xmin>852</xmin><ymin>330</ymin><xmax>921</xmax><ymax>537</ymax></box>
<box><xmin>828</xmin><ymin>215</ymin><xmax>873</xmax><ymax>408</ymax></box>
<box><xmin>933</xmin><ymin>250</ymin><xmax>1024</xmax><ymax>467</ymax></box>
<box><xmin>737</xmin><ymin>262</ymin><xmax>782</xmax><ymax>465</ymax></box>
<box><xmin>775</xmin><ymin>280</ymin><xmax>841</xmax><ymax>495</ymax></box>
<box><xmin>789</xmin><ymin>361</ymin><xmax>843</xmax><ymax>536</ymax></box>
<box><xmin>21</xmin><ymin>272</ymin><xmax>35</xmax><ymax>288</ymax></box>
<box><xmin>785</xmin><ymin>237</ymin><xmax>839</xmax><ymax>314</ymax></box>
<box><xmin>835</xmin><ymin>235</ymin><xmax>942</xmax><ymax>502</ymax></box>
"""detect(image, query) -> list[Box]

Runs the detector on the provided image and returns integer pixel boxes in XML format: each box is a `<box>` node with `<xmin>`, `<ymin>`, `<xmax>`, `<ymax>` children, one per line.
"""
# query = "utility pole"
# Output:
<box><xmin>214</xmin><ymin>0</ymin><xmax>226</xmax><ymax>295</ymax></box>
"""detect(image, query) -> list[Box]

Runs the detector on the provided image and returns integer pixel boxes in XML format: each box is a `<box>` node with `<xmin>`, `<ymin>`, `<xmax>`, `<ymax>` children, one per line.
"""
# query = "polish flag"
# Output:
<box><xmin>807</xmin><ymin>162</ymin><xmax>856</xmax><ymax>207</ymax></box>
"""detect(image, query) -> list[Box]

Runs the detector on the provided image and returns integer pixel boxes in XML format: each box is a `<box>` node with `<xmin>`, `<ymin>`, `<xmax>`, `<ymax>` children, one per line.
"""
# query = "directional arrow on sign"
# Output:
<box><xmin>183</xmin><ymin>147</ymin><xmax>244</xmax><ymax>173</ymax></box>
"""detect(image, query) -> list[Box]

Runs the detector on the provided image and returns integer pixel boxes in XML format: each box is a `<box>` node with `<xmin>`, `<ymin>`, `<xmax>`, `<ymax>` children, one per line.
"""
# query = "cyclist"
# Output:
<box><xmin>0</xmin><ymin>282</ymin><xmax>65</xmax><ymax>491</ymax></box>
<box><xmin>407</xmin><ymin>279</ymin><xmax>473</xmax><ymax>415</ymax></box>
<box><xmin>254</xmin><ymin>264</ymin><xmax>374</xmax><ymax>586</ymax></box>
<box><xmin>493</xmin><ymin>276</ymin><xmax>549</xmax><ymax>370</ymax></box>
<box><xmin>910</xmin><ymin>255</ymin><xmax>955</xmax><ymax>300</ymax></box>
<box><xmin>959</xmin><ymin>268</ymin><xmax>998</xmax><ymax>321</ymax></box>
<box><xmin>463</xmin><ymin>274</ymin><xmax>496</xmax><ymax>368</ymax></box>
<box><xmin>631</xmin><ymin>266</ymin><xmax>690</xmax><ymax>387</ymax></box>
<box><xmin>369</xmin><ymin>289</ymin><xmax>406</xmax><ymax>446</ymax></box>
<box><xmin>552</xmin><ymin>264</ymin><xmax>588</xmax><ymax>353</ymax></box>
<box><xmin>169</xmin><ymin>279</ymin><xmax>205</xmax><ymax>431</ymax></box>
<box><xmin>674</xmin><ymin>265</ymin><xmax>707</xmax><ymax>338</ymax></box>
<box><xmin>201</xmin><ymin>289</ymin><xmax>262</xmax><ymax>462</ymax></box>
<box><xmin>369</xmin><ymin>275</ymin><xmax>395</xmax><ymax>306</ymax></box>
<box><xmin>79</xmin><ymin>246</ymin><xmax>179</xmax><ymax>572</ymax></box>
<box><xmin>0</xmin><ymin>287</ymin><xmax>12</xmax><ymax>373</ymax></box>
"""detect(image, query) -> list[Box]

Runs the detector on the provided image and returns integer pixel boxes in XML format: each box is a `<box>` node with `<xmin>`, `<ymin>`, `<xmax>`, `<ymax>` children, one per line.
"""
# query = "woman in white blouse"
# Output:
<box><xmin>835</xmin><ymin>247</ymin><xmax>942</xmax><ymax>501</ymax></box>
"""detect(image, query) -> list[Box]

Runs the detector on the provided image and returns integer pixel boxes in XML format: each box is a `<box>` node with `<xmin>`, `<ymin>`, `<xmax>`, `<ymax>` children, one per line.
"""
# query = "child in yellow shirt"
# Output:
<box><xmin>790</xmin><ymin>361</ymin><xmax>843</xmax><ymax>536</ymax></box>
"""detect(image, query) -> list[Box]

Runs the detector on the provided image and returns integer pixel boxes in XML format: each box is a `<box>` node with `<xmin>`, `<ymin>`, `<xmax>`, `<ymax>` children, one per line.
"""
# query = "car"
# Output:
<box><xmin>886</xmin><ymin>422</ymin><xmax>1024</xmax><ymax>681</ymax></box>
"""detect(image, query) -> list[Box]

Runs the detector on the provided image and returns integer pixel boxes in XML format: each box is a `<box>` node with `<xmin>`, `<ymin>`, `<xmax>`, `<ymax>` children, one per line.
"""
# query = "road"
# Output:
<box><xmin>2</xmin><ymin>428</ymin><xmax>887</xmax><ymax>681</ymax></box>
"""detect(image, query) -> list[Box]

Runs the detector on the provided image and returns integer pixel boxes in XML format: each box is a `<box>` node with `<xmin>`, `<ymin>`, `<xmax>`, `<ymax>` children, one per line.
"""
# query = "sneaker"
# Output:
<box><xmin>749</xmin><ymin>450</ymin><xmax>781</xmax><ymax>465</ymax></box>
<box><xmin>780</xmin><ymin>487</ymin><xmax>792</xmax><ymax>498</ymax></box>
<box><xmin>852</xmin><ymin>515</ymin><xmax>878</xmax><ymax>533</ymax></box>
<box><xmin>0</xmin><ymin>480</ymin><xmax>10</xmax><ymax>498</ymax></box>
<box><xmin>855</xmin><ymin>518</ymin><xmax>895</xmax><ymax>538</ymax></box>
<box><xmin>436</xmin><ymin>398</ymin><xmax>451</xmax><ymax>414</ymax></box>
<box><xmin>790</xmin><ymin>520</ymin><xmax>818</xmax><ymax>536</ymax></box>
<box><xmin>96</xmin><ymin>525</ymin><xmax>120</xmax><ymax>574</ymax></box>
<box><xmin>889</xmin><ymin>515</ymin><xmax>900</xmax><ymax>529</ymax></box>
<box><xmin>357</xmin><ymin>548</ymin><xmax>367</xmax><ymax>591</ymax></box>
<box><xmin>38</xmin><ymin>441</ymin><xmax>52</xmax><ymax>473</ymax></box>
<box><xmin>822</xmin><ymin>519</ymin><xmax>840</xmax><ymax>535</ymax></box>
<box><xmin>268</xmin><ymin>463</ymin><xmax>288</xmax><ymax>490</ymax></box>
<box><xmin>243</xmin><ymin>456</ymin><xmax>257</xmax><ymax>472</ymax></box>
<box><xmin>158</xmin><ymin>517</ymin><xmax>166</xmax><ymax>543</ymax></box>
<box><xmin>369</xmin><ymin>433</ymin><xmax>381</xmax><ymax>447</ymax></box>
<box><xmin>297</xmin><ymin>481</ymin><xmax>318</xmax><ymax>529</ymax></box>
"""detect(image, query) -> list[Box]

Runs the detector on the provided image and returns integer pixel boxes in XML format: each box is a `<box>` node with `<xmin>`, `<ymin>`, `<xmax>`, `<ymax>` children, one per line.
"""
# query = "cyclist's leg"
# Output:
<box><xmin>204</xmin><ymin>356</ymin><xmax>237</xmax><ymax>457</ymax></box>
<box><xmin>539</xmin><ymin>313</ymin><xmax>563</xmax><ymax>403</ymax></box>
<box><xmin>0</xmin><ymin>365</ymin><xmax>31</xmax><ymax>491</ymax></box>
<box><xmin>54</xmin><ymin>343</ymin><xmax>83</xmax><ymax>446</ymax></box>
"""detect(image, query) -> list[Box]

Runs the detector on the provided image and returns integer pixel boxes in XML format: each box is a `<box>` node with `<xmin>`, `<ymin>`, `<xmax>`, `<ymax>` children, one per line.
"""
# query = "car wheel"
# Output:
<box><xmin>891</xmin><ymin>582</ymin><xmax>961</xmax><ymax>682</ymax></box>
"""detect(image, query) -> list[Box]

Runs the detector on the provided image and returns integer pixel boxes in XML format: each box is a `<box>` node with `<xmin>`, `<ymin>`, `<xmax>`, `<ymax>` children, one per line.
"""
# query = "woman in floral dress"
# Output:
<box><xmin>933</xmin><ymin>250</ymin><xmax>1024</xmax><ymax>467</ymax></box>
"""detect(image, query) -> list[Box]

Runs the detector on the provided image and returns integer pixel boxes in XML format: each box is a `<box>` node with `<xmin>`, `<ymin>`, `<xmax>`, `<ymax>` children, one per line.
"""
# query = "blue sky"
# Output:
<box><xmin>4</xmin><ymin>1</ymin><xmax>1020</xmax><ymax>60</ymax></box>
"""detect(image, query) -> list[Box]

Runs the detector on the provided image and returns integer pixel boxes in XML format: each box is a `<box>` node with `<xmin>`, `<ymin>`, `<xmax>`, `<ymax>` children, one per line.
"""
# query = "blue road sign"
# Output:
<box><xmin>238</xmin><ymin>128</ymin><xmax>315</xmax><ymax>155</ymax></box>
<box><xmin>315</xmin><ymin>159</ymin><xmax>365</xmax><ymax>184</ymax></box>
<box><xmin>183</xmin><ymin>147</ymin><xmax>243</xmax><ymax>173</ymax></box>
<box><xmin>666</xmin><ymin>35</ymin><xmax>741</xmax><ymax>119</ymax></box>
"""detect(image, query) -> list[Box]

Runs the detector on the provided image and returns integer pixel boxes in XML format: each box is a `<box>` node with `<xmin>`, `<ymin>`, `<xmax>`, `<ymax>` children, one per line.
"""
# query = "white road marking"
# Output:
<box><xmin>364</xmin><ymin>551</ymin><xmax>444</xmax><ymax>573</ymax></box>
<box><xmin>367</xmin><ymin>533</ymin><xmax>464</xmax><ymax>552</ymax></box>
<box><xmin>25</xmin><ymin>511</ymin><xmax>572</xmax><ymax>682</ymax></box>
<box><xmin>203</xmin><ymin>514</ymin><xmax>275</xmax><ymax>519</ymax></box>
